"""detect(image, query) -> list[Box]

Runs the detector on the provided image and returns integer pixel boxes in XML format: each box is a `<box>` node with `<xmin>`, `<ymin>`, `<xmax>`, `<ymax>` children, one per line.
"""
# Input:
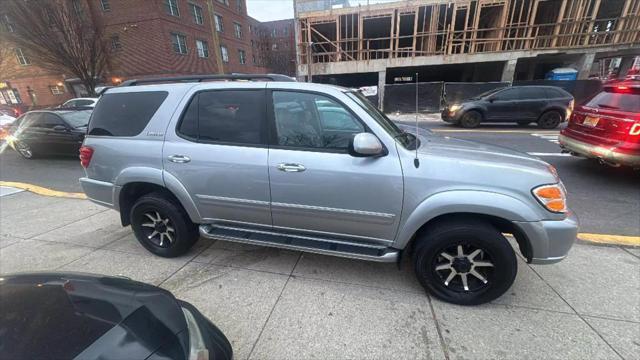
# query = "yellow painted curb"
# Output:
<box><xmin>578</xmin><ymin>233</ymin><xmax>640</xmax><ymax>247</ymax></box>
<box><xmin>0</xmin><ymin>181</ymin><xmax>87</xmax><ymax>199</ymax></box>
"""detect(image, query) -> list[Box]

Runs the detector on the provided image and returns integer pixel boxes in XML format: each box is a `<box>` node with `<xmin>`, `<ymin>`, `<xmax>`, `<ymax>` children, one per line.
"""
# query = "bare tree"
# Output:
<box><xmin>4</xmin><ymin>0</ymin><xmax>110</xmax><ymax>96</ymax></box>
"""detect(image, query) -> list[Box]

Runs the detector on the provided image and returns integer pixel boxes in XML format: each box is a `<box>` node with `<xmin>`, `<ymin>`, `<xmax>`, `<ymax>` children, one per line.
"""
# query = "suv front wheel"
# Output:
<box><xmin>130</xmin><ymin>193</ymin><xmax>199</xmax><ymax>258</ymax></box>
<box><xmin>413</xmin><ymin>219</ymin><xmax>517</xmax><ymax>305</ymax></box>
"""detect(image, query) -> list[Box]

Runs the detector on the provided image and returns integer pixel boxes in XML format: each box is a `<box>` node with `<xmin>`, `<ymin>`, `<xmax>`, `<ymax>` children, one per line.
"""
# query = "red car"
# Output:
<box><xmin>559</xmin><ymin>81</ymin><xmax>640</xmax><ymax>168</ymax></box>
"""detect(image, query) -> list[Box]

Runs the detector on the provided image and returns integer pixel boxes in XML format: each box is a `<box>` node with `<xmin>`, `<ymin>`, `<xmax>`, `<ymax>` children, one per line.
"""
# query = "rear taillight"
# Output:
<box><xmin>630</xmin><ymin>123</ymin><xmax>640</xmax><ymax>136</ymax></box>
<box><xmin>79</xmin><ymin>145</ymin><xmax>94</xmax><ymax>168</ymax></box>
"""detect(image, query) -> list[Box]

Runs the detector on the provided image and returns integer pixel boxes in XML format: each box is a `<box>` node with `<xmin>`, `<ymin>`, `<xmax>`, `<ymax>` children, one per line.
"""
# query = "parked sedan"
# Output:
<box><xmin>7</xmin><ymin>109</ymin><xmax>91</xmax><ymax>159</ymax></box>
<box><xmin>0</xmin><ymin>273</ymin><xmax>233</xmax><ymax>360</ymax></box>
<box><xmin>61</xmin><ymin>97</ymin><xmax>99</xmax><ymax>108</ymax></box>
<box><xmin>442</xmin><ymin>85</ymin><xmax>574</xmax><ymax>129</ymax></box>
<box><xmin>559</xmin><ymin>81</ymin><xmax>640</xmax><ymax>168</ymax></box>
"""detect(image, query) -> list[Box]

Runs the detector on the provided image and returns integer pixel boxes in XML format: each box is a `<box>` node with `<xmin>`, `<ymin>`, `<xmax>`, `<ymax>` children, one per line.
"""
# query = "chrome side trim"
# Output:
<box><xmin>271</xmin><ymin>202</ymin><xmax>396</xmax><ymax>219</ymax></box>
<box><xmin>199</xmin><ymin>225</ymin><xmax>399</xmax><ymax>263</ymax></box>
<box><xmin>201</xmin><ymin>217</ymin><xmax>393</xmax><ymax>245</ymax></box>
<box><xmin>195</xmin><ymin>194</ymin><xmax>270</xmax><ymax>207</ymax></box>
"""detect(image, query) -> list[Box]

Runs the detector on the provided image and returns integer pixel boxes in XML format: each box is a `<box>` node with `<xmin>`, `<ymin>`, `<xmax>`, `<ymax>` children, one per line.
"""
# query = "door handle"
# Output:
<box><xmin>277</xmin><ymin>163</ymin><xmax>306</xmax><ymax>172</ymax></box>
<box><xmin>168</xmin><ymin>155</ymin><xmax>191</xmax><ymax>163</ymax></box>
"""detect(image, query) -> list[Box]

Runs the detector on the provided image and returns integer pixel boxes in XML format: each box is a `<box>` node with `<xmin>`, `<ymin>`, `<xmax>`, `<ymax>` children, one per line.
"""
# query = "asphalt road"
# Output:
<box><xmin>1</xmin><ymin>117</ymin><xmax>638</xmax><ymax>236</ymax></box>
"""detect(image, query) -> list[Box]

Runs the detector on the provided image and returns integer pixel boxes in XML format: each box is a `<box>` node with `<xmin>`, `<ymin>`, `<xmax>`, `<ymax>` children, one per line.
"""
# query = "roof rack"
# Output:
<box><xmin>119</xmin><ymin>74</ymin><xmax>296</xmax><ymax>87</ymax></box>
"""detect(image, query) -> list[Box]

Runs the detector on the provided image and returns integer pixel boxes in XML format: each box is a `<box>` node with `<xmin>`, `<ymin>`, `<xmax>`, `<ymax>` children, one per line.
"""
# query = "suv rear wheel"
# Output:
<box><xmin>537</xmin><ymin>110</ymin><xmax>562</xmax><ymax>129</ymax></box>
<box><xmin>412</xmin><ymin>219</ymin><xmax>517</xmax><ymax>305</ymax></box>
<box><xmin>130</xmin><ymin>193</ymin><xmax>198</xmax><ymax>258</ymax></box>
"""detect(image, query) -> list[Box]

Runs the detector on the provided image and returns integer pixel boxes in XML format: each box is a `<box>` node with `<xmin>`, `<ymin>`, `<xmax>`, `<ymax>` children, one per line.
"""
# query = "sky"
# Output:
<box><xmin>247</xmin><ymin>0</ymin><xmax>395</xmax><ymax>22</ymax></box>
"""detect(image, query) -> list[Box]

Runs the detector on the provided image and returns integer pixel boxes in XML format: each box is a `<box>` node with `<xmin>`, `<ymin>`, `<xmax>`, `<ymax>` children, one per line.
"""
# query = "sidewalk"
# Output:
<box><xmin>1</xmin><ymin>191</ymin><xmax>638</xmax><ymax>360</ymax></box>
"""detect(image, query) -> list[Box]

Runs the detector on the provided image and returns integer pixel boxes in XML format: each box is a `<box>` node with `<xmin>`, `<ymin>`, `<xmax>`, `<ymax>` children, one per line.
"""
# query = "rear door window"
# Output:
<box><xmin>585</xmin><ymin>91</ymin><xmax>640</xmax><ymax>113</ymax></box>
<box><xmin>88</xmin><ymin>91</ymin><xmax>168</xmax><ymax>136</ymax></box>
<box><xmin>177</xmin><ymin>90</ymin><xmax>266</xmax><ymax>145</ymax></box>
<box><xmin>518</xmin><ymin>87</ymin><xmax>547</xmax><ymax>99</ymax></box>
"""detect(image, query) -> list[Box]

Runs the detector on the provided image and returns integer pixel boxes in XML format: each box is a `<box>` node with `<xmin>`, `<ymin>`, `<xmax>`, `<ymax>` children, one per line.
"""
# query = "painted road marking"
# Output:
<box><xmin>578</xmin><ymin>233</ymin><xmax>640</xmax><ymax>247</ymax></box>
<box><xmin>433</xmin><ymin>129</ymin><xmax>559</xmax><ymax>134</ymax></box>
<box><xmin>532</xmin><ymin>133</ymin><xmax>560</xmax><ymax>144</ymax></box>
<box><xmin>0</xmin><ymin>181</ymin><xmax>86</xmax><ymax>199</ymax></box>
<box><xmin>0</xmin><ymin>186</ymin><xmax>24</xmax><ymax>197</ymax></box>
<box><xmin>527</xmin><ymin>152</ymin><xmax>572</xmax><ymax>157</ymax></box>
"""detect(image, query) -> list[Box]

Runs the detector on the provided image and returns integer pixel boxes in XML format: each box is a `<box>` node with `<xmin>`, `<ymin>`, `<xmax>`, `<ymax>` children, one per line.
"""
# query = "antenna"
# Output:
<box><xmin>414</xmin><ymin>72</ymin><xmax>420</xmax><ymax>168</ymax></box>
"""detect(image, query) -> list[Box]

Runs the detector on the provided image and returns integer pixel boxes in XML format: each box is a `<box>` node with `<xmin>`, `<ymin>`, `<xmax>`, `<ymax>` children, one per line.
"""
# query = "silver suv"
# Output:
<box><xmin>80</xmin><ymin>75</ymin><xmax>578</xmax><ymax>305</ymax></box>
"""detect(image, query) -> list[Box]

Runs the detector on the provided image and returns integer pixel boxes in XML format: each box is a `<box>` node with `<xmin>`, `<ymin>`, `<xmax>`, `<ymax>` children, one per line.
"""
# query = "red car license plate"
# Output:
<box><xmin>583</xmin><ymin>116</ymin><xmax>599</xmax><ymax>127</ymax></box>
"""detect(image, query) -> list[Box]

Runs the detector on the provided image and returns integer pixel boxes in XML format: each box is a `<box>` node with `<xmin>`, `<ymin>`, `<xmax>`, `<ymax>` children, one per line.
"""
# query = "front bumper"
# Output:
<box><xmin>441</xmin><ymin>109</ymin><xmax>462</xmax><ymax>123</ymax></box>
<box><xmin>514</xmin><ymin>211</ymin><xmax>579</xmax><ymax>264</ymax></box>
<box><xmin>559</xmin><ymin>133</ymin><xmax>640</xmax><ymax>167</ymax></box>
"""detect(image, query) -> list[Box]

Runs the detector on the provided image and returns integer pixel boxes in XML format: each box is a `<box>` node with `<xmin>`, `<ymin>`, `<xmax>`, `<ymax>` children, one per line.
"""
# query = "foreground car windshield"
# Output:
<box><xmin>585</xmin><ymin>89</ymin><xmax>640</xmax><ymax>112</ymax></box>
<box><xmin>61</xmin><ymin>110</ymin><xmax>91</xmax><ymax>128</ymax></box>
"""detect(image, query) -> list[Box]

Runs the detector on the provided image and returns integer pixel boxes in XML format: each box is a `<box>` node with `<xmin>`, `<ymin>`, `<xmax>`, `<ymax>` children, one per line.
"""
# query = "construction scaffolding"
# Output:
<box><xmin>297</xmin><ymin>0</ymin><xmax>640</xmax><ymax>64</ymax></box>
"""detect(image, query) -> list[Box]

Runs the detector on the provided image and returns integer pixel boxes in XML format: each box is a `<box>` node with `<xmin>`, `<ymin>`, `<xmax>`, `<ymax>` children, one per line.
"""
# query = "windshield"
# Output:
<box><xmin>61</xmin><ymin>110</ymin><xmax>91</xmax><ymax>128</ymax></box>
<box><xmin>472</xmin><ymin>87</ymin><xmax>507</xmax><ymax>99</ymax></box>
<box><xmin>585</xmin><ymin>90</ymin><xmax>640</xmax><ymax>113</ymax></box>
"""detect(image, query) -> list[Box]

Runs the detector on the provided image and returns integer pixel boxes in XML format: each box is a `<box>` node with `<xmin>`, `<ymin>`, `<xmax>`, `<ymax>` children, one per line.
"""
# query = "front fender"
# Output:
<box><xmin>393</xmin><ymin>190</ymin><xmax>540</xmax><ymax>249</ymax></box>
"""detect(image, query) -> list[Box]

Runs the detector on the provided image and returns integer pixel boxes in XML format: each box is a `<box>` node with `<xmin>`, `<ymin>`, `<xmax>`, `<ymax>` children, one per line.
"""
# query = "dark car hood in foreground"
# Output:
<box><xmin>0</xmin><ymin>272</ymin><xmax>190</xmax><ymax>360</ymax></box>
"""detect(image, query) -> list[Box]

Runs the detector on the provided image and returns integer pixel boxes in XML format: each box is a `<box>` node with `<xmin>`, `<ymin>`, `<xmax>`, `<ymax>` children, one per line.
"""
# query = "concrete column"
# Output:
<box><xmin>617</xmin><ymin>56</ymin><xmax>635</xmax><ymax>78</ymax></box>
<box><xmin>576</xmin><ymin>53</ymin><xmax>596</xmax><ymax>80</ymax></box>
<box><xmin>500</xmin><ymin>59</ymin><xmax>517</xmax><ymax>83</ymax></box>
<box><xmin>378</xmin><ymin>70</ymin><xmax>386</xmax><ymax>111</ymax></box>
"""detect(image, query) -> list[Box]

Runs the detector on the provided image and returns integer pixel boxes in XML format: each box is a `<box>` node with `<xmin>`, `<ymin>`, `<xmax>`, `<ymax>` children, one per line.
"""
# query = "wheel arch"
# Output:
<box><xmin>538</xmin><ymin>106</ymin><xmax>566</xmax><ymax>121</ymax></box>
<box><xmin>115</xmin><ymin>169</ymin><xmax>202</xmax><ymax>226</ymax></box>
<box><xmin>394</xmin><ymin>191</ymin><xmax>539</xmax><ymax>261</ymax></box>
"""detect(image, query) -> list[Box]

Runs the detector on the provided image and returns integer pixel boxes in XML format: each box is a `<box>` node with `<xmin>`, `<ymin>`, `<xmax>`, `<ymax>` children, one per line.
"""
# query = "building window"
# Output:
<box><xmin>216</xmin><ymin>0</ymin><xmax>229</xmax><ymax>5</ymax></box>
<box><xmin>214</xmin><ymin>14</ymin><xmax>223</xmax><ymax>32</ymax></box>
<box><xmin>196</xmin><ymin>40</ymin><xmax>209</xmax><ymax>58</ymax></box>
<box><xmin>165</xmin><ymin>0</ymin><xmax>180</xmax><ymax>17</ymax></box>
<box><xmin>100</xmin><ymin>0</ymin><xmax>111</xmax><ymax>11</ymax></box>
<box><xmin>15</xmin><ymin>48</ymin><xmax>30</xmax><ymax>66</ymax></box>
<box><xmin>49</xmin><ymin>85</ymin><xmax>65</xmax><ymax>95</ymax></box>
<box><xmin>283</xmin><ymin>26</ymin><xmax>289</xmax><ymax>36</ymax></box>
<box><xmin>238</xmin><ymin>49</ymin><xmax>246</xmax><ymax>64</ymax></box>
<box><xmin>233</xmin><ymin>22</ymin><xmax>242</xmax><ymax>39</ymax></box>
<box><xmin>220</xmin><ymin>45</ymin><xmax>229</xmax><ymax>62</ymax></box>
<box><xmin>189</xmin><ymin>3</ymin><xmax>203</xmax><ymax>25</ymax></box>
<box><xmin>72</xmin><ymin>0</ymin><xmax>83</xmax><ymax>16</ymax></box>
<box><xmin>252</xmin><ymin>54</ymin><xmax>256</xmax><ymax>64</ymax></box>
<box><xmin>171</xmin><ymin>33</ymin><xmax>187</xmax><ymax>54</ymax></box>
<box><xmin>3</xmin><ymin>15</ymin><xmax>15</xmax><ymax>32</ymax></box>
<box><xmin>236</xmin><ymin>0</ymin><xmax>243</xmax><ymax>13</ymax></box>
<box><xmin>111</xmin><ymin>35</ymin><xmax>122</xmax><ymax>50</ymax></box>
<box><xmin>249</xmin><ymin>25</ymin><xmax>253</xmax><ymax>34</ymax></box>
<box><xmin>271</xmin><ymin>28</ymin><xmax>276</xmax><ymax>37</ymax></box>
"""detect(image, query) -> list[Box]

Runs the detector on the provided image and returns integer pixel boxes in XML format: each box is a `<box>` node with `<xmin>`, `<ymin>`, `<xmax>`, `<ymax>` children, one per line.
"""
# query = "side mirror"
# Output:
<box><xmin>53</xmin><ymin>125</ymin><xmax>68</xmax><ymax>132</ymax></box>
<box><xmin>349</xmin><ymin>133</ymin><xmax>384</xmax><ymax>157</ymax></box>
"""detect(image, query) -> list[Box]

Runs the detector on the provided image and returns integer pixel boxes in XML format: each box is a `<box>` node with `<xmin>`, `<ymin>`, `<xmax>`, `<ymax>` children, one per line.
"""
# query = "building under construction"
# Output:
<box><xmin>295</xmin><ymin>0</ymin><xmax>640</xmax><ymax>106</ymax></box>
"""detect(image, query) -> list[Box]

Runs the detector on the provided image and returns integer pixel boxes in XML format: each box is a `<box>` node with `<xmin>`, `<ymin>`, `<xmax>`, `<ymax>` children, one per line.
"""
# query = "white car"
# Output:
<box><xmin>61</xmin><ymin>97</ymin><xmax>98</xmax><ymax>108</ymax></box>
<box><xmin>0</xmin><ymin>110</ymin><xmax>16</xmax><ymax>126</ymax></box>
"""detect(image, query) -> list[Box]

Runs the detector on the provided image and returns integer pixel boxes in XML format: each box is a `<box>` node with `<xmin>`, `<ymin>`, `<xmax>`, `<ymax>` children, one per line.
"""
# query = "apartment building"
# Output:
<box><xmin>0</xmin><ymin>0</ymin><xmax>272</xmax><ymax>108</ymax></box>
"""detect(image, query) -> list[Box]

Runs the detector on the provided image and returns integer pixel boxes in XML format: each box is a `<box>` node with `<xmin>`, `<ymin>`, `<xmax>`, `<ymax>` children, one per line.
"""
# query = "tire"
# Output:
<box><xmin>516</xmin><ymin>120</ymin><xmax>530</xmax><ymax>127</ymax></box>
<box><xmin>459</xmin><ymin>110</ymin><xmax>482</xmax><ymax>128</ymax></box>
<box><xmin>412</xmin><ymin>219</ymin><xmax>517</xmax><ymax>305</ymax></box>
<box><xmin>14</xmin><ymin>140</ymin><xmax>35</xmax><ymax>159</ymax></box>
<box><xmin>537</xmin><ymin>110</ymin><xmax>562</xmax><ymax>129</ymax></box>
<box><xmin>130</xmin><ymin>192</ymin><xmax>198</xmax><ymax>258</ymax></box>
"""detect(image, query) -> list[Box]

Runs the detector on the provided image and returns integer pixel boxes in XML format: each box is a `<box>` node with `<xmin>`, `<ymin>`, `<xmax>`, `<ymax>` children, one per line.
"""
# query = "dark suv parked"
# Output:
<box><xmin>442</xmin><ymin>86</ymin><xmax>574</xmax><ymax>129</ymax></box>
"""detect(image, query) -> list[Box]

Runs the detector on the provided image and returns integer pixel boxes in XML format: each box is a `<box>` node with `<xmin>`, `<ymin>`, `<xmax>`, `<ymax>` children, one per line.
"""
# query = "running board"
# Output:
<box><xmin>199</xmin><ymin>224</ymin><xmax>399</xmax><ymax>263</ymax></box>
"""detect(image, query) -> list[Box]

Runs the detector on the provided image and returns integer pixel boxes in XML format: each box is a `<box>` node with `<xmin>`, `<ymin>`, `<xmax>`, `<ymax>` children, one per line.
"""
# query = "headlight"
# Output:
<box><xmin>181</xmin><ymin>307</ymin><xmax>209</xmax><ymax>360</ymax></box>
<box><xmin>532</xmin><ymin>184</ymin><xmax>567</xmax><ymax>213</ymax></box>
<box><xmin>449</xmin><ymin>104</ymin><xmax>462</xmax><ymax>113</ymax></box>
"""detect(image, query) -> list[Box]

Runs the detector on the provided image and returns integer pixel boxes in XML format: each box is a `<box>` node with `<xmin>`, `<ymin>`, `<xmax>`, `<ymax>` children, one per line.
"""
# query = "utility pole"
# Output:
<box><xmin>207</xmin><ymin>0</ymin><xmax>224</xmax><ymax>74</ymax></box>
<box><xmin>307</xmin><ymin>42</ymin><xmax>313</xmax><ymax>83</ymax></box>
